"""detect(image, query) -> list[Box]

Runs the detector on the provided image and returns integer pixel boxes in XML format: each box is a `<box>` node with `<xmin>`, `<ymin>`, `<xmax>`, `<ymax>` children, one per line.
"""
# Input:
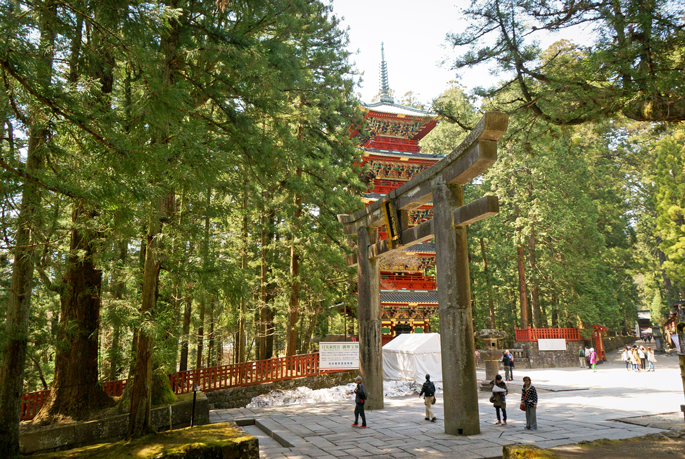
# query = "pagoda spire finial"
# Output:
<box><xmin>379</xmin><ymin>42</ymin><xmax>393</xmax><ymax>104</ymax></box>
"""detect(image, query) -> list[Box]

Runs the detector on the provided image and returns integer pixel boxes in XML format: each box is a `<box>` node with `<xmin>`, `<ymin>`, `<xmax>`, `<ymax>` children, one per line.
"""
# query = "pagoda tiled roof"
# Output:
<box><xmin>401</xmin><ymin>243</ymin><xmax>436</xmax><ymax>254</ymax></box>
<box><xmin>363</xmin><ymin>148</ymin><xmax>443</xmax><ymax>160</ymax></box>
<box><xmin>381</xmin><ymin>290</ymin><xmax>438</xmax><ymax>304</ymax></box>
<box><xmin>362</xmin><ymin>101</ymin><xmax>437</xmax><ymax>118</ymax></box>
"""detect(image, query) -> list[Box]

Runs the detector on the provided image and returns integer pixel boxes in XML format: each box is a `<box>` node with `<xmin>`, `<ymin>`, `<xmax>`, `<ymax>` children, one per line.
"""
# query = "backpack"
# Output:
<box><xmin>578</xmin><ymin>348</ymin><xmax>584</xmax><ymax>357</ymax></box>
<box><xmin>425</xmin><ymin>381</ymin><xmax>435</xmax><ymax>397</ymax></box>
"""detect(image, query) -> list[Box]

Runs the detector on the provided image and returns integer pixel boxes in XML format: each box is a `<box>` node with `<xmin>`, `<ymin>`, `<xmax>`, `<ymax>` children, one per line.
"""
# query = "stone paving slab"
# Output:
<box><xmin>210</xmin><ymin>346</ymin><xmax>684</xmax><ymax>458</ymax></box>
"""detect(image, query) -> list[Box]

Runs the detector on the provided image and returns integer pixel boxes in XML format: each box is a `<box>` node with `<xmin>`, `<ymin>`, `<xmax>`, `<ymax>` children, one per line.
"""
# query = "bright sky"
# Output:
<box><xmin>330</xmin><ymin>0</ymin><xmax>588</xmax><ymax>105</ymax></box>
<box><xmin>331</xmin><ymin>0</ymin><xmax>472</xmax><ymax>105</ymax></box>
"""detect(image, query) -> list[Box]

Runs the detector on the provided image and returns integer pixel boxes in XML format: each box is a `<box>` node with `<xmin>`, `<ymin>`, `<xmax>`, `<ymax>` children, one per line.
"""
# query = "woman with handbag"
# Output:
<box><xmin>647</xmin><ymin>347</ymin><xmax>656</xmax><ymax>372</ymax></box>
<box><xmin>490</xmin><ymin>375</ymin><xmax>508</xmax><ymax>425</ymax></box>
<box><xmin>520</xmin><ymin>376</ymin><xmax>538</xmax><ymax>430</ymax></box>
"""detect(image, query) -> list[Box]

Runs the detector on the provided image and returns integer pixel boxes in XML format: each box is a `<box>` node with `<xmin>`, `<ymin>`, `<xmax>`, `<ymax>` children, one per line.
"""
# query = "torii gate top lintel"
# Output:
<box><xmin>338</xmin><ymin>112</ymin><xmax>509</xmax><ymax>267</ymax></box>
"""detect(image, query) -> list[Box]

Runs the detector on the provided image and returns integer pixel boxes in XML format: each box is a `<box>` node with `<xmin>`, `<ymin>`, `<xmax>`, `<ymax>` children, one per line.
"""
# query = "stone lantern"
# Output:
<box><xmin>474</xmin><ymin>317</ymin><xmax>507</xmax><ymax>391</ymax></box>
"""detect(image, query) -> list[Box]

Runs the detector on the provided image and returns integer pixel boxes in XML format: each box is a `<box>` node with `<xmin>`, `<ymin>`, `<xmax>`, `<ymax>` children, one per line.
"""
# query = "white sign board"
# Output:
<box><xmin>538</xmin><ymin>338</ymin><xmax>566</xmax><ymax>351</ymax></box>
<box><xmin>319</xmin><ymin>342</ymin><xmax>359</xmax><ymax>370</ymax></box>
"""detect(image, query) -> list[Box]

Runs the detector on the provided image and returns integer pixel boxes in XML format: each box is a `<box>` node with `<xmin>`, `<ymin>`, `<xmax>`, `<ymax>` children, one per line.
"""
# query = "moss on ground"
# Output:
<box><xmin>27</xmin><ymin>423</ymin><xmax>258</xmax><ymax>459</ymax></box>
<box><xmin>503</xmin><ymin>445</ymin><xmax>560</xmax><ymax>459</ymax></box>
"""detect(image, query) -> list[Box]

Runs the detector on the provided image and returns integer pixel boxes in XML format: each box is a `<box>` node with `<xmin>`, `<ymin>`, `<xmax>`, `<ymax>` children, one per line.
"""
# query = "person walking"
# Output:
<box><xmin>638</xmin><ymin>346</ymin><xmax>646</xmax><ymax>370</ymax></box>
<box><xmin>621</xmin><ymin>347</ymin><xmax>630</xmax><ymax>371</ymax></box>
<box><xmin>585</xmin><ymin>346</ymin><xmax>592</xmax><ymax>369</ymax></box>
<box><xmin>502</xmin><ymin>350</ymin><xmax>512</xmax><ymax>381</ymax></box>
<box><xmin>351</xmin><ymin>375</ymin><xmax>367</xmax><ymax>428</ymax></box>
<box><xmin>521</xmin><ymin>376</ymin><xmax>538</xmax><ymax>430</ymax></box>
<box><xmin>490</xmin><ymin>374</ymin><xmax>508</xmax><ymax>425</ymax></box>
<box><xmin>647</xmin><ymin>347</ymin><xmax>656</xmax><ymax>372</ymax></box>
<box><xmin>630</xmin><ymin>346</ymin><xmax>640</xmax><ymax>371</ymax></box>
<box><xmin>508</xmin><ymin>350</ymin><xmax>515</xmax><ymax>381</ymax></box>
<box><xmin>578</xmin><ymin>347</ymin><xmax>586</xmax><ymax>368</ymax></box>
<box><xmin>419</xmin><ymin>374</ymin><xmax>437</xmax><ymax>422</ymax></box>
<box><xmin>589</xmin><ymin>348</ymin><xmax>598</xmax><ymax>372</ymax></box>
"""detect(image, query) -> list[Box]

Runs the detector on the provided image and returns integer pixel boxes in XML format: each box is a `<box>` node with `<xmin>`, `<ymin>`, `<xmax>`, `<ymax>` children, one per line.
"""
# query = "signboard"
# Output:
<box><xmin>538</xmin><ymin>338</ymin><xmax>566</xmax><ymax>351</ymax></box>
<box><xmin>319</xmin><ymin>342</ymin><xmax>359</xmax><ymax>370</ymax></box>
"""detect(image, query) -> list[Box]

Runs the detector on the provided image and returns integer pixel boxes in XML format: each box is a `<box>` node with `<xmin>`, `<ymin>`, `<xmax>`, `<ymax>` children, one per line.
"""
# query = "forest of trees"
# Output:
<box><xmin>0</xmin><ymin>0</ymin><xmax>683</xmax><ymax>457</ymax></box>
<box><xmin>425</xmin><ymin>83</ymin><xmax>684</xmax><ymax>337</ymax></box>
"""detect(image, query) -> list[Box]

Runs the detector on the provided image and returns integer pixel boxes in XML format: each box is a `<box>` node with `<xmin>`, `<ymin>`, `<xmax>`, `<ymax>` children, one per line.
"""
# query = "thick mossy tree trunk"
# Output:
<box><xmin>34</xmin><ymin>0</ymin><xmax>122</xmax><ymax>423</ymax></box>
<box><xmin>33</xmin><ymin>203</ymin><xmax>115</xmax><ymax>425</ymax></box>
<box><xmin>127</xmin><ymin>0</ymin><xmax>180</xmax><ymax>437</ymax></box>
<box><xmin>0</xmin><ymin>2</ymin><xmax>56</xmax><ymax>456</ymax></box>
<box><xmin>127</xmin><ymin>195</ymin><xmax>168</xmax><ymax>438</ymax></box>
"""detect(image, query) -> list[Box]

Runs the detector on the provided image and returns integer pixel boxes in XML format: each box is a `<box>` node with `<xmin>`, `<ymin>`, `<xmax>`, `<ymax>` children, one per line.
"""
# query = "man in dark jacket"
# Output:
<box><xmin>419</xmin><ymin>374</ymin><xmax>437</xmax><ymax>422</ymax></box>
<box><xmin>502</xmin><ymin>350</ymin><xmax>513</xmax><ymax>381</ymax></box>
<box><xmin>352</xmin><ymin>375</ymin><xmax>367</xmax><ymax>428</ymax></box>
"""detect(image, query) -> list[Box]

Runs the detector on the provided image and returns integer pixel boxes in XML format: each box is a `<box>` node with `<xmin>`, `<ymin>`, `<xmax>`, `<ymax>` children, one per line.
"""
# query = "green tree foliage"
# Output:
<box><xmin>654</xmin><ymin>129</ymin><xmax>685</xmax><ymax>285</ymax></box>
<box><xmin>423</xmin><ymin>91</ymin><xmax>642</xmax><ymax>339</ymax></box>
<box><xmin>449</xmin><ymin>0</ymin><xmax>685</xmax><ymax>124</ymax></box>
<box><xmin>0</xmin><ymin>0</ymin><xmax>363</xmax><ymax>450</ymax></box>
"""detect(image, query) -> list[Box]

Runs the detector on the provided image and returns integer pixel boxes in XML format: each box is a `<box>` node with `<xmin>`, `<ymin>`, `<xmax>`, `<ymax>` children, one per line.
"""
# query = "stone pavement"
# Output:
<box><xmin>210</xmin><ymin>343</ymin><xmax>685</xmax><ymax>458</ymax></box>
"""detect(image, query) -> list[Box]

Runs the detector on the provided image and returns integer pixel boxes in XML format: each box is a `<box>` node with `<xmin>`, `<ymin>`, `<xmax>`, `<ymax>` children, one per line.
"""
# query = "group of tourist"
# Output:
<box><xmin>578</xmin><ymin>347</ymin><xmax>599</xmax><ymax>371</ymax></box>
<box><xmin>488</xmin><ymin>375</ymin><xmax>538</xmax><ymax>430</ymax></box>
<box><xmin>351</xmin><ymin>372</ymin><xmax>538</xmax><ymax>431</ymax></box>
<box><xmin>622</xmin><ymin>345</ymin><xmax>656</xmax><ymax>372</ymax></box>
<box><xmin>351</xmin><ymin>338</ymin><xmax>662</xmax><ymax>432</ymax></box>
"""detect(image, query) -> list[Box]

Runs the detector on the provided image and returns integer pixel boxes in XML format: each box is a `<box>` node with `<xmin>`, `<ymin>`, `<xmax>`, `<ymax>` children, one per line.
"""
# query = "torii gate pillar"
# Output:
<box><xmin>433</xmin><ymin>180</ymin><xmax>480</xmax><ymax>435</ymax></box>
<box><xmin>357</xmin><ymin>226</ymin><xmax>383</xmax><ymax>409</ymax></box>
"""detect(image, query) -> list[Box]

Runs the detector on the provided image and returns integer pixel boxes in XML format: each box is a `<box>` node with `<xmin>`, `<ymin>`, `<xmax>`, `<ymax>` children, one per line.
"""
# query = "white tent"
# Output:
<box><xmin>382</xmin><ymin>333</ymin><xmax>442</xmax><ymax>383</ymax></box>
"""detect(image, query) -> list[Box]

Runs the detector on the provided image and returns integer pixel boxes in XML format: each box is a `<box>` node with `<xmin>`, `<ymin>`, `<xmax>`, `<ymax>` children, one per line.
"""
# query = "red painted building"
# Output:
<box><xmin>352</xmin><ymin>45</ymin><xmax>443</xmax><ymax>341</ymax></box>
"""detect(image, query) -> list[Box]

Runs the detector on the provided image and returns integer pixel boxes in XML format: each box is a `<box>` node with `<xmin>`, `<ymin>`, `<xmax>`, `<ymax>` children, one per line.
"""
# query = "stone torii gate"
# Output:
<box><xmin>338</xmin><ymin>112</ymin><xmax>508</xmax><ymax>436</ymax></box>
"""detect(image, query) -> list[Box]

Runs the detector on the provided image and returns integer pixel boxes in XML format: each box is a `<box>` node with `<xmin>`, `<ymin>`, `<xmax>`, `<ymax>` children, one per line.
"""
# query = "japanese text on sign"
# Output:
<box><xmin>320</xmin><ymin>342</ymin><xmax>359</xmax><ymax>370</ymax></box>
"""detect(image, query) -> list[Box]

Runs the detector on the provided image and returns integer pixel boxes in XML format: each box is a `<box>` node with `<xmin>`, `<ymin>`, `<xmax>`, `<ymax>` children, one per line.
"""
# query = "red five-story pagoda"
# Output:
<box><xmin>350</xmin><ymin>44</ymin><xmax>443</xmax><ymax>344</ymax></box>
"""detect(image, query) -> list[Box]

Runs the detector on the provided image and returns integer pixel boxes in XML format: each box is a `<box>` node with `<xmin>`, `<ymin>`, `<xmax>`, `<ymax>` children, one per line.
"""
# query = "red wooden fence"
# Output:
<box><xmin>515</xmin><ymin>327</ymin><xmax>582</xmax><ymax>342</ymax></box>
<box><xmin>20</xmin><ymin>352</ymin><xmax>338</xmax><ymax>420</ymax></box>
<box><xmin>20</xmin><ymin>390</ymin><xmax>51</xmax><ymax>421</ymax></box>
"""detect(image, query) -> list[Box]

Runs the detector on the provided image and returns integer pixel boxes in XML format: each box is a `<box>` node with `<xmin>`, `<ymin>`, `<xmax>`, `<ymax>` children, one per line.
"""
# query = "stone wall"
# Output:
<box><xmin>514</xmin><ymin>340</ymin><xmax>581</xmax><ymax>369</ymax></box>
<box><xmin>19</xmin><ymin>392</ymin><xmax>209</xmax><ymax>455</ymax></box>
<box><xmin>206</xmin><ymin>370</ymin><xmax>358</xmax><ymax>409</ymax></box>
<box><xmin>476</xmin><ymin>336</ymin><xmax>639</xmax><ymax>372</ymax></box>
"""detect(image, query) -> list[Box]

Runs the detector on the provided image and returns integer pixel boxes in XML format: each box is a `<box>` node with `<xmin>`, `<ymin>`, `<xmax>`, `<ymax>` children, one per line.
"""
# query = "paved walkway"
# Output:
<box><xmin>210</xmin><ymin>343</ymin><xmax>685</xmax><ymax>458</ymax></box>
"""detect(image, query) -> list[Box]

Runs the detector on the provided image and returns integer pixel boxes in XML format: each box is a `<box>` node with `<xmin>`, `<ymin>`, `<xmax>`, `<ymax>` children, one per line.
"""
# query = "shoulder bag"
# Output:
<box><xmin>520</xmin><ymin>388</ymin><xmax>530</xmax><ymax>411</ymax></box>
